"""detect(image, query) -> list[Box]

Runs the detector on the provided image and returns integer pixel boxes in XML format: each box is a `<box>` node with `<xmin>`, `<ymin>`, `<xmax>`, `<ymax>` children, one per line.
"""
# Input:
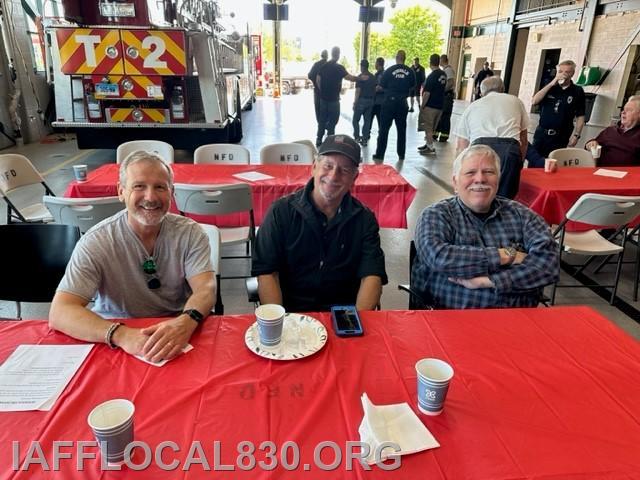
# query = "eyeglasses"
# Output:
<box><xmin>320</xmin><ymin>159</ymin><xmax>358</xmax><ymax>177</ymax></box>
<box><xmin>142</xmin><ymin>258</ymin><xmax>161</xmax><ymax>290</ymax></box>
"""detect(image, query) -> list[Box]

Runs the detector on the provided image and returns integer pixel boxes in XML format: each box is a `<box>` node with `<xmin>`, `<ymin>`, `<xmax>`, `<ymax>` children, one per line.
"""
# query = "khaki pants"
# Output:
<box><xmin>418</xmin><ymin>107</ymin><xmax>442</xmax><ymax>143</ymax></box>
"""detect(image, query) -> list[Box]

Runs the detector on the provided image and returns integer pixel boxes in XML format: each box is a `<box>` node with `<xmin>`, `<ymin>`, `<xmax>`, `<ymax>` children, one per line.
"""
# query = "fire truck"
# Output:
<box><xmin>45</xmin><ymin>0</ymin><xmax>254</xmax><ymax>149</ymax></box>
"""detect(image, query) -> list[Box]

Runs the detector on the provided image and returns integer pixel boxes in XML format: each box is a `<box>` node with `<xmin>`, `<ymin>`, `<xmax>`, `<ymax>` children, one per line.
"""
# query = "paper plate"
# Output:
<box><xmin>245</xmin><ymin>313</ymin><xmax>327</xmax><ymax>360</ymax></box>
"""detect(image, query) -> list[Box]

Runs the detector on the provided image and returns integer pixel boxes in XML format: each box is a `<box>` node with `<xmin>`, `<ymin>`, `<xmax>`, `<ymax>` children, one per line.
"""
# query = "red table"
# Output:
<box><xmin>2</xmin><ymin>307</ymin><xmax>640</xmax><ymax>479</ymax></box>
<box><xmin>64</xmin><ymin>164</ymin><xmax>416</xmax><ymax>229</ymax></box>
<box><xmin>517</xmin><ymin>167</ymin><xmax>640</xmax><ymax>230</ymax></box>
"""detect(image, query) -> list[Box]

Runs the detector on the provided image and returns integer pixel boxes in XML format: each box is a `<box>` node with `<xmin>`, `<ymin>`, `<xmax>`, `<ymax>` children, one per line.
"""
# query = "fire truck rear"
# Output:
<box><xmin>46</xmin><ymin>0</ymin><xmax>253</xmax><ymax>149</ymax></box>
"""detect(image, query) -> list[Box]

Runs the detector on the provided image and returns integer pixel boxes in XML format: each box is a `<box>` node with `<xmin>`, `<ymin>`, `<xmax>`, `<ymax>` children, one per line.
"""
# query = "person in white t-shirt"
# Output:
<box><xmin>50</xmin><ymin>151</ymin><xmax>215</xmax><ymax>363</ymax></box>
<box><xmin>455</xmin><ymin>76</ymin><xmax>528</xmax><ymax>199</ymax></box>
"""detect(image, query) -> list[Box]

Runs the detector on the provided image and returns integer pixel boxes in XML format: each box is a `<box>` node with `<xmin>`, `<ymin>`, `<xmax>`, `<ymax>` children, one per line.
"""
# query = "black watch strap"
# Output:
<box><xmin>182</xmin><ymin>309</ymin><xmax>204</xmax><ymax>324</ymax></box>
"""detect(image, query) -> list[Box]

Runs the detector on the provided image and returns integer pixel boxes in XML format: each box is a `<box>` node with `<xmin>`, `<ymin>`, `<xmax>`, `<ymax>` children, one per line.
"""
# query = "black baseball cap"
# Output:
<box><xmin>317</xmin><ymin>135</ymin><xmax>361</xmax><ymax>166</ymax></box>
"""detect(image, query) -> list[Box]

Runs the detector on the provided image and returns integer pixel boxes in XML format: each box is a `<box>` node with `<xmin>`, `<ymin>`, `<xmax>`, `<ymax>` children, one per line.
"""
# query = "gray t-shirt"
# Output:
<box><xmin>57</xmin><ymin>210</ymin><xmax>213</xmax><ymax>318</ymax></box>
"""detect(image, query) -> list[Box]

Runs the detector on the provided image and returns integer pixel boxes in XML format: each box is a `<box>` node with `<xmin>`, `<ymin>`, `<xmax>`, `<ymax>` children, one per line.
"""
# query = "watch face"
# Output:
<box><xmin>185</xmin><ymin>309</ymin><xmax>203</xmax><ymax>322</ymax></box>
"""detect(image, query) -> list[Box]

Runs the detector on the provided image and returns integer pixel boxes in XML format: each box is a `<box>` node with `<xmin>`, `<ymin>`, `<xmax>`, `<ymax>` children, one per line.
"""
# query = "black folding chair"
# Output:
<box><xmin>398</xmin><ymin>241</ymin><xmax>434</xmax><ymax>310</ymax></box>
<box><xmin>0</xmin><ymin>224</ymin><xmax>80</xmax><ymax>319</ymax></box>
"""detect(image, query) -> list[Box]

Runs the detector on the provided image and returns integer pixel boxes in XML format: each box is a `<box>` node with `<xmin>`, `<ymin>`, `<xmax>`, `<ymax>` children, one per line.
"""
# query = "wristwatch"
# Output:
<box><xmin>182</xmin><ymin>309</ymin><xmax>204</xmax><ymax>324</ymax></box>
<box><xmin>572</xmin><ymin>133</ymin><xmax>581</xmax><ymax>139</ymax></box>
<box><xmin>504</xmin><ymin>246</ymin><xmax>517</xmax><ymax>265</ymax></box>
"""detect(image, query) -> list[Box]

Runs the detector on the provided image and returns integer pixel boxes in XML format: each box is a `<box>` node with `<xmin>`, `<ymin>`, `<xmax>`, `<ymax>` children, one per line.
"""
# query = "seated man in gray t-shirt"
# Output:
<box><xmin>50</xmin><ymin>151</ymin><xmax>215</xmax><ymax>363</ymax></box>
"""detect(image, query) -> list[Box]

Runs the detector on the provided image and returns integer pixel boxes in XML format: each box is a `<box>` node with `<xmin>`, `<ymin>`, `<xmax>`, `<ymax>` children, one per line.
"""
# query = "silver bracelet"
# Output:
<box><xmin>105</xmin><ymin>322</ymin><xmax>123</xmax><ymax>349</ymax></box>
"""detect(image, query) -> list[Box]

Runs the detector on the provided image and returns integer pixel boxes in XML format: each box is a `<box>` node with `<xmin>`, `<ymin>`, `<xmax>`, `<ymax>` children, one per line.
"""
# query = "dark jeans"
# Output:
<box><xmin>533</xmin><ymin>127</ymin><xmax>571</xmax><ymax>157</ymax></box>
<box><xmin>313</xmin><ymin>90</ymin><xmax>321</xmax><ymax>123</ymax></box>
<box><xmin>436</xmin><ymin>91</ymin><xmax>454</xmax><ymax>136</ymax></box>
<box><xmin>472</xmin><ymin>137</ymin><xmax>523</xmax><ymax>199</ymax></box>
<box><xmin>352</xmin><ymin>97</ymin><xmax>374</xmax><ymax>140</ymax></box>
<box><xmin>369</xmin><ymin>103</ymin><xmax>382</xmax><ymax>132</ymax></box>
<box><xmin>317</xmin><ymin>99</ymin><xmax>340</xmax><ymax>144</ymax></box>
<box><xmin>375</xmin><ymin>97</ymin><xmax>409</xmax><ymax>159</ymax></box>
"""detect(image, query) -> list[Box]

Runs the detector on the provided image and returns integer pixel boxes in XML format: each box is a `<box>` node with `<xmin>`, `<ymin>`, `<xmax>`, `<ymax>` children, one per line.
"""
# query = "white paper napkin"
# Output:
<box><xmin>593</xmin><ymin>168</ymin><xmax>627</xmax><ymax>178</ymax></box>
<box><xmin>358</xmin><ymin>393</ymin><xmax>439</xmax><ymax>465</ymax></box>
<box><xmin>134</xmin><ymin>344</ymin><xmax>193</xmax><ymax>367</ymax></box>
<box><xmin>232</xmin><ymin>171</ymin><xmax>275</xmax><ymax>182</ymax></box>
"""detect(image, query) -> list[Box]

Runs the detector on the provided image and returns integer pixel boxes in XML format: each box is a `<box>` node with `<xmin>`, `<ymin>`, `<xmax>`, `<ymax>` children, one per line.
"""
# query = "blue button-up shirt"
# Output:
<box><xmin>412</xmin><ymin>196</ymin><xmax>559</xmax><ymax>309</ymax></box>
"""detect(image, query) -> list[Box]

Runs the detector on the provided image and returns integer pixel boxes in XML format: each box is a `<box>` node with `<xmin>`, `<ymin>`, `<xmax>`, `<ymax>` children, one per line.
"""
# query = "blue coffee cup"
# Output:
<box><xmin>415</xmin><ymin>358</ymin><xmax>454</xmax><ymax>415</ymax></box>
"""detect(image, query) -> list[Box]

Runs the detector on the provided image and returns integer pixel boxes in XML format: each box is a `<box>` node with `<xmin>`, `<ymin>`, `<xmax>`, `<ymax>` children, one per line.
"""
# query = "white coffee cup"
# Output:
<box><xmin>544</xmin><ymin>158</ymin><xmax>557</xmax><ymax>173</ymax></box>
<box><xmin>591</xmin><ymin>145</ymin><xmax>602</xmax><ymax>159</ymax></box>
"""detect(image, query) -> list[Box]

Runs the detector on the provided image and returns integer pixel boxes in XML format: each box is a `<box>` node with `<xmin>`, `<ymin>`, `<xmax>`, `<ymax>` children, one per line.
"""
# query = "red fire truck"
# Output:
<box><xmin>45</xmin><ymin>0</ymin><xmax>254</xmax><ymax>149</ymax></box>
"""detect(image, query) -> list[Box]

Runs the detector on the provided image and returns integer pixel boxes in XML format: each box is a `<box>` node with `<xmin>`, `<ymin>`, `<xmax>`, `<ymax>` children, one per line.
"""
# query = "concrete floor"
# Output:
<box><xmin>2</xmin><ymin>88</ymin><xmax>639</xmax><ymax>341</ymax></box>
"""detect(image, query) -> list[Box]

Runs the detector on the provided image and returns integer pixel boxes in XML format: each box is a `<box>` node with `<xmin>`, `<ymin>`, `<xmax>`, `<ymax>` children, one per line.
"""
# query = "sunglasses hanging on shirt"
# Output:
<box><xmin>142</xmin><ymin>258</ymin><xmax>161</xmax><ymax>290</ymax></box>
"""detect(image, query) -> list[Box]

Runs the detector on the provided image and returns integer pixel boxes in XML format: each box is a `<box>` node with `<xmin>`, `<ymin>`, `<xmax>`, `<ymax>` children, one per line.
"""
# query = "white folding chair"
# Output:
<box><xmin>200</xmin><ymin>224</ymin><xmax>224</xmax><ymax>314</ymax></box>
<box><xmin>292</xmin><ymin>139</ymin><xmax>318</xmax><ymax>155</ymax></box>
<box><xmin>549</xmin><ymin>148</ymin><xmax>596</xmax><ymax>168</ymax></box>
<box><xmin>173</xmin><ymin>183</ymin><xmax>255</xmax><ymax>280</ymax></box>
<box><xmin>551</xmin><ymin>193</ymin><xmax>640</xmax><ymax>304</ymax></box>
<box><xmin>0</xmin><ymin>154</ymin><xmax>55</xmax><ymax>223</ymax></box>
<box><xmin>259</xmin><ymin>142</ymin><xmax>315</xmax><ymax>164</ymax></box>
<box><xmin>193</xmin><ymin>144</ymin><xmax>251</xmax><ymax>165</ymax></box>
<box><xmin>116</xmin><ymin>140</ymin><xmax>174</xmax><ymax>164</ymax></box>
<box><xmin>43</xmin><ymin>196</ymin><xmax>124</xmax><ymax>234</ymax></box>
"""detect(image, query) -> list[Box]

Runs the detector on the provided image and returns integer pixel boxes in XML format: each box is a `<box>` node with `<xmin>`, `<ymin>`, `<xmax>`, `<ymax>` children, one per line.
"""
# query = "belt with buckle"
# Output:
<box><xmin>544</xmin><ymin>129</ymin><xmax>557</xmax><ymax>136</ymax></box>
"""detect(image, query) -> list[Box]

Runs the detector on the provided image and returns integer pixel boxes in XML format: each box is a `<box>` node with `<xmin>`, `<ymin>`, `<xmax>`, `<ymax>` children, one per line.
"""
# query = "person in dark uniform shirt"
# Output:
<box><xmin>531</xmin><ymin>59</ymin><xmax>585</xmax><ymax>157</ymax></box>
<box><xmin>368</xmin><ymin>57</ymin><xmax>385</xmax><ymax>135</ymax></box>
<box><xmin>352</xmin><ymin>59</ymin><xmax>376</xmax><ymax>146</ymax></box>
<box><xmin>372</xmin><ymin>50</ymin><xmax>416</xmax><ymax>162</ymax></box>
<box><xmin>315</xmin><ymin>47</ymin><xmax>359</xmax><ymax>147</ymax></box>
<box><xmin>308</xmin><ymin>50</ymin><xmax>328</xmax><ymax>126</ymax></box>
<box><xmin>409</xmin><ymin>57</ymin><xmax>426</xmax><ymax>112</ymax></box>
<box><xmin>473</xmin><ymin>62</ymin><xmax>493</xmax><ymax>100</ymax></box>
<box><xmin>435</xmin><ymin>54</ymin><xmax>456</xmax><ymax>141</ymax></box>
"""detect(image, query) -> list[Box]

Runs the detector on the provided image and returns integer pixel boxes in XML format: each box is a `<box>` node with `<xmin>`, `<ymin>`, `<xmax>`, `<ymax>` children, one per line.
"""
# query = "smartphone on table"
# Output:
<box><xmin>331</xmin><ymin>305</ymin><xmax>364</xmax><ymax>337</ymax></box>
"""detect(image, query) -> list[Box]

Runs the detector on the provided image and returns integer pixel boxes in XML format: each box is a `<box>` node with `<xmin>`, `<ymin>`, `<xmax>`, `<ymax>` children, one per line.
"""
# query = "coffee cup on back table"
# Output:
<box><xmin>544</xmin><ymin>158</ymin><xmax>557</xmax><ymax>173</ymax></box>
<box><xmin>87</xmin><ymin>399</ymin><xmax>135</xmax><ymax>465</ymax></box>
<box><xmin>255</xmin><ymin>304</ymin><xmax>285</xmax><ymax>347</ymax></box>
<box><xmin>415</xmin><ymin>358</ymin><xmax>454</xmax><ymax>415</ymax></box>
<box><xmin>73</xmin><ymin>164</ymin><xmax>88</xmax><ymax>182</ymax></box>
<box><xmin>591</xmin><ymin>144</ymin><xmax>602</xmax><ymax>159</ymax></box>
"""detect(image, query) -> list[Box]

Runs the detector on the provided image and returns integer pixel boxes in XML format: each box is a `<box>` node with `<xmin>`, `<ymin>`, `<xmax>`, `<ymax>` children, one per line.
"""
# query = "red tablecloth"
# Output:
<box><xmin>64</xmin><ymin>164</ymin><xmax>416</xmax><ymax>229</ymax></box>
<box><xmin>2</xmin><ymin>307</ymin><xmax>640</xmax><ymax>479</ymax></box>
<box><xmin>517</xmin><ymin>167</ymin><xmax>640</xmax><ymax>230</ymax></box>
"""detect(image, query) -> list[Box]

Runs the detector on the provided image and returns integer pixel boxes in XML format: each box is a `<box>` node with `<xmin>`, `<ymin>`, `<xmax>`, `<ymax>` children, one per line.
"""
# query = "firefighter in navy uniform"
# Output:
<box><xmin>531</xmin><ymin>59</ymin><xmax>585</xmax><ymax>157</ymax></box>
<box><xmin>373</xmin><ymin>50</ymin><xmax>416</xmax><ymax>161</ymax></box>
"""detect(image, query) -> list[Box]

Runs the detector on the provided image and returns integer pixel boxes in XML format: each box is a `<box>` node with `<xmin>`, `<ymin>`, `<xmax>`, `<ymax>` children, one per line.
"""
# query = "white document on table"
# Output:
<box><xmin>0</xmin><ymin>344</ymin><xmax>93</xmax><ymax>411</ymax></box>
<box><xmin>593</xmin><ymin>168</ymin><xmax>628</xmax><ymax>178</ymax></box>
<box><xmin>232</xmin><ymin>171</ymin><xmax>275</xmax><ymax>182</ymax></box>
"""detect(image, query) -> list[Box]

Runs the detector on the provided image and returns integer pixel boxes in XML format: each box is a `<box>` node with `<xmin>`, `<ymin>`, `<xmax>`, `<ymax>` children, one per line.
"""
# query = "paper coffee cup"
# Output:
<box><xmin>88</xmin><ymin>399</ymin><xmax>135</xmax><ymax>465</ymax></box>
<box><xmin>591</xmin><ymin>145</ymin><xmax>601</xmax><ymax>159</ymax></box>
<box><xmin>415</xmin><ymin>358</ymin><xmax>454</xmax><ymax>415</ymax></box>
<box><xmin>255</xmin><ymin>304</ymin><xmax>285</xmax><ymax>347</ymax></box>
<box><xmin>73</xmin><ymin>164</ymin><xmax>88</xmax><ymax>182</ymax></box>
<box><xmin>544</xmin><ymin>158</ymin><xmax>557</xmax><ymax>173</ymax></box>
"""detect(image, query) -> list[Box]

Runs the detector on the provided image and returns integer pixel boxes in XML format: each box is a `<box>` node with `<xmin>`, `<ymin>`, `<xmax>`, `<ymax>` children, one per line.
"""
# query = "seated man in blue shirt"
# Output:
<box><xmin>252</xmin><ymin>135</ymin><xmax>387</xmax><ymax>312</ymax></box>
<box><xmin>412</xmin><ymin>144</ymin><xmax>559</xmax><ymax>309</ymax></box>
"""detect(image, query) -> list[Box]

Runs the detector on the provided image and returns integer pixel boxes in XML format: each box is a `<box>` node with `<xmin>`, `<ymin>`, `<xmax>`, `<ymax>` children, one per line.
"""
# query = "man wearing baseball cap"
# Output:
<box><xmin>252</xmin><ymin>134</ymin><xmax>387</xmax><ymax>312</ymax></box>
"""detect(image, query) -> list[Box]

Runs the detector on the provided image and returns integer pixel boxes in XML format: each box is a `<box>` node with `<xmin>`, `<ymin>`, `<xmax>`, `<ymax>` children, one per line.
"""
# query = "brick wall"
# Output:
<box><xmin>462</xmin><ymin>33</ymin><xmax>508</xmax><ymax>101</ymax></box>
<box><xmin>585</xmin><ymin>11</ymin><xmax>640</xmax><ymax>126</ymax></box>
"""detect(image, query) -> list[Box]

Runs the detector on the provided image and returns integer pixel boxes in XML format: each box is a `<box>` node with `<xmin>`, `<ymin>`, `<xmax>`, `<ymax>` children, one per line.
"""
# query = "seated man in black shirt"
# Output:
<box><xmin>252</xmin><ymin>135</ymin><xmax>387</xmax><ymax>312</ymax></box>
